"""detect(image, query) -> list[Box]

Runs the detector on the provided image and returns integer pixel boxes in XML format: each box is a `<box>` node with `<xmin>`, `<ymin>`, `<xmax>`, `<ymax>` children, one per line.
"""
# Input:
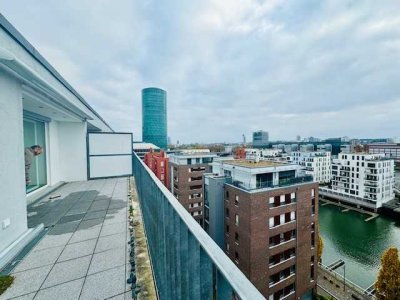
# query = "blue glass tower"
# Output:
<box><xmin>142</xmin><ymin>87</ymin><xmax>167</xmax><ymax>149</ymax></box>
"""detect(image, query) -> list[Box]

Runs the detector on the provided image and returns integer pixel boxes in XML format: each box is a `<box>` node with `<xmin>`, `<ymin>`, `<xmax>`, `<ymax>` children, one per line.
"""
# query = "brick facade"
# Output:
<box><xmin>169</xmin><ymin>162</ymin><xmax>211</xmax><ymax>226</ymax></box>
<box><xmin>224</xmin><ymin>182</ymin><xmax>318</xmax><ymax>299</ymax></box>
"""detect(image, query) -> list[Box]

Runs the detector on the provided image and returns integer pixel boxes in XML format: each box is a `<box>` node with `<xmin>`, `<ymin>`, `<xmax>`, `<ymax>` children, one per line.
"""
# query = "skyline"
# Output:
<box><xmin>1</xmin><ymin>1</ymin><xmax>400</xmax><ymax>143</ymax></box>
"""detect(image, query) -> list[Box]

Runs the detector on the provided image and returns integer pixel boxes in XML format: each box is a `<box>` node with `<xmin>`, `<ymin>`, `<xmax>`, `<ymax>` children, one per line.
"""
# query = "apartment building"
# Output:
<box><xmin>144</xmin><ymin>149</ymin><xmax>169</xmax><ymax>189</ymax></box>
<box><xmin>289</xmin><ymin>151</ymin><xmax>332</xmax><ymax>184</ymax></box>
<box><xmin>169</xmin><ymin>150</ymin><xmax>217</xmax><ymax>226</ymax></box>
<box><xmin>212</xmin><ymin>159</ymin><xmax>318</xmax><ymax>299</ymax></box>
<box><xmin>327</xmin><ymin>153</ymin><xmax>395</xmax><ymax>210</ymax></box>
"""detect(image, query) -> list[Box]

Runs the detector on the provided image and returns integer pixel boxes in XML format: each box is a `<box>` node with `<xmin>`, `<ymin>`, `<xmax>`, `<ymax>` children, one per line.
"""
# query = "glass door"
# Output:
<box><xmin>23</xmin><ymin>118</ymin><xmax>47</xmax><ymax>193</ymax></box>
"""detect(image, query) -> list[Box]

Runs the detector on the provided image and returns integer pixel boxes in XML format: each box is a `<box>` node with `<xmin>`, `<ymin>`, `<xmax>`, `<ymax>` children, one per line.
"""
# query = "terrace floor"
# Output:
<box><xmin>1</xmin><ymin>178</ymin><xmax>132</xmax><ymax>300</ymax></box>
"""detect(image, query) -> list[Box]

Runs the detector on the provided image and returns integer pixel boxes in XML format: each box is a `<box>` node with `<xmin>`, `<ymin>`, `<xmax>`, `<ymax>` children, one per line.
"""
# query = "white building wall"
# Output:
<box><xmin>290</xmin><ymin>151</ymin><xmax>331</xmax><ymax>184</ymax></box>
<box><xmin>0</xmin><ymin>71</ymin><xmax>28</xmax><ymax>254</ymax></box>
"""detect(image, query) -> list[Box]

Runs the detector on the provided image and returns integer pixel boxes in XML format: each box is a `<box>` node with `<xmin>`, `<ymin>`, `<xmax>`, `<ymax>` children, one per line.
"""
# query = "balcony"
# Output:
<box><xmin>132</xmin><ymin>154</ymin><xmax>264</xmax><ymax>299</ymax></box>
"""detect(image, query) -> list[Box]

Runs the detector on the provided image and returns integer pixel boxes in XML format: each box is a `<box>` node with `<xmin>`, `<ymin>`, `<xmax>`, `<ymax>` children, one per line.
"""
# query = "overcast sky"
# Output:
<box><xmin>1</xmin><ymin>1</ymin><xmax>400</xmax><ymax>143</ymax></box>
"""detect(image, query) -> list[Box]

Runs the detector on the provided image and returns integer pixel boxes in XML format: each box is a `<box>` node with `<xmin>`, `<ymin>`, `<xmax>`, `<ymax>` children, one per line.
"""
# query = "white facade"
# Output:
<box><xmin>0</xmin><ymin>15</ymin><xmax>112</xmax><ymax>267</ymax></box>
<box><xmin>289</xmin><ymin>151</ymin><xmax>332</xmax><ymax>184</ymax></box>
<box><xmin>330</xmin><ymin>153</ymin><xmax>395</xmax><ymax>209</ymax></box>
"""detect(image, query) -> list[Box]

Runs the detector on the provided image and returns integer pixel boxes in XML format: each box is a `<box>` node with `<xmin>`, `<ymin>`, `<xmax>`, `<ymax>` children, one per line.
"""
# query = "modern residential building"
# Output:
<box><xmin>289</xmin><ymin>151</ymin><xmax>332</xmax><ymax>184</ymax></box>
<box><xmin>0</xmin><ymin>14</ymin><xmax>121</xmax><ymax>268</ymax></box>
<box><xmin>366</xmin><ymin>143</ymin><xmax>400</xmax><ymax>164</ymax></box>
<box><xmin>132</xmin><ymin>141</ymin><xmax>160</xmax><ymax>159</ymax></box>
<box><xmin>144</xmin><ymin>149</ymin><xmax>169</xmax><ymax>189</ymax></box>
<box><xmin>322</xmin><ymin>153</ymin><xmax>395</xmax><ymax>210</ymax></box>
<box><xmin>142</xmin><ymin>87</ymin><xmax>167</xmax><ymax>149</ymax></box>
<box><xmin>212</xmin><ymin>159</ymin><xmax>318</xmax><ymax>299</ymax></box>
<box><xmin>253</xmin><ymin>130</ymin><xmax>269</xmax><ymax>147</ymax></box>
<box><xmin>169</xmin><ymin>150</ymin><xmax>217</xmax><ymax>226</ymax></box>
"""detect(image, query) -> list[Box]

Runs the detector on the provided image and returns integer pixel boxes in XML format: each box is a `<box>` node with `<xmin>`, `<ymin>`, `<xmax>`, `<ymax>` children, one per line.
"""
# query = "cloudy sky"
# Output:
<box><xmin>1</xmin><ymin>0</ymin><xmax>400</xmax><ymax>143</ymax></box>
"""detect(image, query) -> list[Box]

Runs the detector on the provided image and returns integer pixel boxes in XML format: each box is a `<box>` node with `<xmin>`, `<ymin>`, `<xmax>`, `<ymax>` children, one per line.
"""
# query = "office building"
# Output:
<box><xmin>142</xmin><ymin>87</ymin><xmax>167</xmax><ymax>149</ymax></box>
<box><xmin>144</xmin><ymin>149</ymin><xmax>169</xmax><ymax>189</ymax></box>
<box><xmin>366</xmin><ymin>143</ymin><xmax>400</xmax><ymax>164</ymax></box>
<box><xmin>212</xmin><ymin>159</ymin><xmax>318</xmax><ymax>299</ymax></box>
<box><xmin>169</xmin><ymin>150</ymin><xmax>217</xmax><ymax>226</ymax></box>
<box><xmin>253</xmin><ymin>130</ymin><xmax>269</xmax><ymax>147</ymax></box>
<box><xmin>289</xmin><ymin>151</ymin><xmax>332</xmax><ymax>184</ymax></box>
<box><xmin>322</xmin><ymin>153</ymin><xmax>395</xmax><ymax>210</ymax></box>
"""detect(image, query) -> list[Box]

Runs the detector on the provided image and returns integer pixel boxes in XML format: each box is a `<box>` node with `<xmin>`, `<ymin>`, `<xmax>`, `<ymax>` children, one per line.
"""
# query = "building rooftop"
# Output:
<box><xmin>223</xmin><ymin>159</ymin><xmax>287</xmax><ymax>168</ymax></box>
<box><xmin>132</xmin><ymin>142</ymin><xmax>160</xmax><ymax>150</ymax></box>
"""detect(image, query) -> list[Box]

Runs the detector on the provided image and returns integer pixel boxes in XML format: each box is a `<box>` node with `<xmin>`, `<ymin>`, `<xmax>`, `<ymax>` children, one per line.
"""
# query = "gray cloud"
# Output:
<box><xmin>1</xmin><ymin>0</ymin><xmax>400</xmax><ymax>143</ymax></box>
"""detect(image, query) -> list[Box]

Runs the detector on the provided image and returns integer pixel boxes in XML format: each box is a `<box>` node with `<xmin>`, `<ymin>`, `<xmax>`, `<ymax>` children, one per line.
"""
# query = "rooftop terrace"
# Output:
<box><xmin>223</xmin><ymin>159</ymin><xmax>287</xmax><ymax>168</ymax></box>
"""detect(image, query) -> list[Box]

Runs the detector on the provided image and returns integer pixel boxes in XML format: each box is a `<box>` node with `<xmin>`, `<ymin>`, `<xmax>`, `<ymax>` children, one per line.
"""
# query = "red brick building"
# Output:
<box><xmin>144</xmin><ymin>149</ymin><xmax>169</xmax><ymax>189</ymax></box>
<box><xmin>213</xmin><ymin>159</ymin><xmax>318</xmax><ymax>299</ymax></box>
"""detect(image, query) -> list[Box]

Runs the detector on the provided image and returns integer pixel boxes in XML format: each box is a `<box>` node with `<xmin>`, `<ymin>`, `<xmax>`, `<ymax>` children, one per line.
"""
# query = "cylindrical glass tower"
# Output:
<box><xmin>142</xmin><ymin>87</ymin><xmax>167</xmax><ymax>149</ymax></box>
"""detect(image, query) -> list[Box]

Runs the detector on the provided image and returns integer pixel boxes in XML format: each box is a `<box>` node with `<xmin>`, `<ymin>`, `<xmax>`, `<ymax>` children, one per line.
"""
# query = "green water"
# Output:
<box><xmin>319</xmin><ymin>204</ymin><xmax>400</xmax><ymax>288</ymax></box>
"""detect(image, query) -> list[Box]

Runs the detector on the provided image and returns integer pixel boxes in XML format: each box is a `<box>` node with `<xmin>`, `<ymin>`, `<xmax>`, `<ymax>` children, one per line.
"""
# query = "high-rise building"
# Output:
<box><xmin>212</xmin><ymin>159</ymin><xmax>318</xmax><ymax>299</ymax></box>
<box><xmin>289</xmin><ymin>151</ymin><xmax>332</xmax><ymax>184</ymax></box>
<box><xmin>169</xmin><ymin>150</ymin><xmax>217</xmax><ymax>226</ymax></box>
<box><xmin>366</xmin><ymin>143</ymin><xmax>400</xmax><ymax>164</ymax></box>
<box><xmin>142</xmin><ymin>87</ymin><xmax>167</xmax><ymax>149</ymax></box>
<box><xmin>144</xmin><ymin>149</ymin><xmax>169</xmax><ymax>189</ymax></box>
<box><xmin>324</xmin><ymin>153</ymin><xmax>395</xmax><ymax>210</ymax></box>
<box><xmin>253</xmin><ymin>130</ymin><xmax>269</xmax><ymax>147</ymax></box>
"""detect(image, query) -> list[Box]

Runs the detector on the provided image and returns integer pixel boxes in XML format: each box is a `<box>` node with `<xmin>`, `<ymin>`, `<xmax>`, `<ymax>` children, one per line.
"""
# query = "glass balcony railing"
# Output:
<box><xmin>132</xmin><ymin>153</ymin><xmax>264</xmax><ymax>300</ymax></box>
<box><xmin>228</xmin><ymin>175</ymin><xmax>314</xmax><ymax>191</ymax></box>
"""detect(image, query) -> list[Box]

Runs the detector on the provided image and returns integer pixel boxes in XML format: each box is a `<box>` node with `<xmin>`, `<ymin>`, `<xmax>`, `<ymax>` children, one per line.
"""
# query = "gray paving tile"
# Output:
<box><xmin>80</xmin><ymin>266</ymin><xmax>125</xmax><ymax>300</ymax></box>
<box><xmin>69</xmin><ymin>226</ymin><xmax>101</xmax><ymax>244</ymax></box>
<box><xmin>108</xmin><ymin>202</ymin><xmax>127</xmax><ymax>210</ymax></box>
<box><xmin>35</xmin><ymin>278</ymin><xmax>84</xmax><ymax>300</ymax></box>
<box><xmin>48</xmin><ymin>221</ymin><xmax>80</xmax><ymax>235</ymax></box>
<box><xmin>83</xmin><ymin>210</ymin><xmax>107</xmax><ymax>221</ymax></box>
<box><xmin>108</xmin><ymin>293</ymin><xmax>125</xmax><ymax>300</ymax></box>
<box><xmin>42</xmin><ymin>256</ymin><xmax>91</xmax><ymax>289</ymax></box>
<box><xmin>95</xmin><ymin>233</ymin><xmax>126</xmax><ymax>253</ymax></box>
<box><xmin>88</xmin><ymin>247</ymin><xmax>125</xmax><ymax>275</ymax></box>
<box><xmin>100</xmin><ymin>222</ymin><xmax>126</xmax><ymax>237</ymax></box>
<box><xmin>77</xmin><ymin>219</ymin><xmax>103</xmax><ymax>230</ymax></box>
<box><xmin>58</xmin><ymin>239</ymin><xmax>97</xmax><ymax>262</ymax></box>
<box><xmin>34</xmin><ymin>233</ymin><xmax>73</xmax><ymax>251</ymax></box>
<box><xmin>0</xmin><ymin>265</ymin><xmax>52</xmax><ymax>299</ymax></box>
<box><xmin>2</xmin><ymin>292</ymin><xmax>36</xmax><ymax>300</ymax></box>
<box><xmin>13</xmin><ymin>246</ymin><xmax>64</xmax><ymax>272</ymax></box>
<box><xmin>58</xmin><ymin>213</ymin><xmax>86</xmax><ymax>224</ymax></box>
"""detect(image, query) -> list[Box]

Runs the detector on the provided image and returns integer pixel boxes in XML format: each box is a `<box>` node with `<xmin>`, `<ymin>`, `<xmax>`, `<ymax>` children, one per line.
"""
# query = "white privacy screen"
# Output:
<box><xmin>87</xmin><ymin>132</ymin><xmax>133</xmax><ymax>179</ymax></box>
<box><xmin>89</xmin><ymin>133</ymin><xmax>132</xmax><ymax>155</ymax></box>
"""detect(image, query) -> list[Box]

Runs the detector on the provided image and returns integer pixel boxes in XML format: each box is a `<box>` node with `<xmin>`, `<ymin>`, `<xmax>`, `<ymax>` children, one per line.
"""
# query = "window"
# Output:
<box><xmin>226</xmin><ymin>208</ymin><xmax>230</xmax><ymax>218</ymax></box>
<box><xmin>187</xmin><ymin>158</ymin><xmax>192</xmax><ymax>165</ymax></box>
<box><xmin>235</xmin><ymin>214</ymin><xmax>239</xmax><ymax>226</ymax></box>
<box><xmin>226</xmin><ymin>243</ymin><xmax>230</xmax><ymax>253</ymax></box>
<box><xmin>235</xmin><ymin>251</ymin><xmax>239</xmax><ymax>262</ymax></box>
<box><xmin>226</xmin><ymin>225</ymin><xmax>229</xmax><ymax>233</ymax></box>
<box><xmin>24</xmin><ymin>117</ymin><xmax>47</xmax><ymax>193</ymax></box>
<box><xmin>225</xmin><ymin>190</ymin><xmax>229</xmax><ymax>199</ymax></box>
<box><xmin>269</xmin><ymin>217</ymin><xmax>275</xmax><ymax>228</ymax></box>
<box><xmin>235</xmin><ymin>232</ymin><xmax>239</xmax><ymax>243</ymax></box>
<box><xmin>235</xmin><ymin>195</ymin><xmax>239</xmax><ymax>206</ymax></box>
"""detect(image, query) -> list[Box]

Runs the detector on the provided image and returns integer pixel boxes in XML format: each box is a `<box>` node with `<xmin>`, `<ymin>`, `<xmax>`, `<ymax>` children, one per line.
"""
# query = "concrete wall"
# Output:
<box><xmin>0</xmin><ymin>70</ymin><xmax>28</xmax><ymax>254</ymax></box>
